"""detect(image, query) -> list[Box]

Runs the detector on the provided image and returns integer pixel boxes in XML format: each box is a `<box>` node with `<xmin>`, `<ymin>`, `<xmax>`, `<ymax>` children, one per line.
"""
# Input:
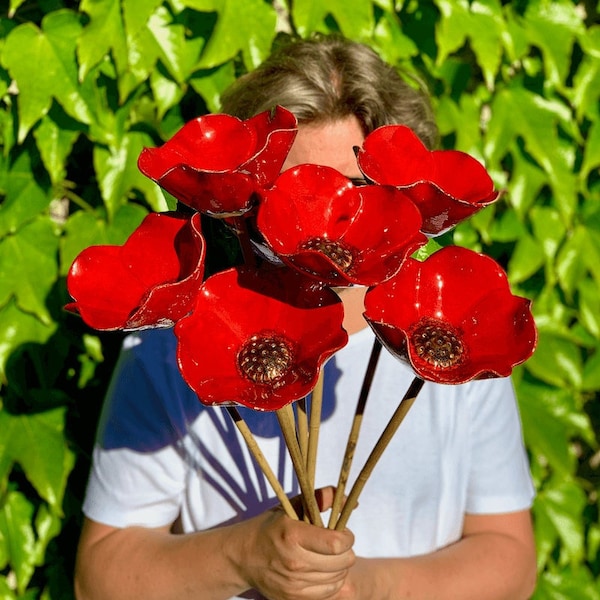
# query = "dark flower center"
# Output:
<box><xmin>300</xmin><ymin>237</ymin><xmax>354</xmax><ymax>272</ymax></box>
<box><xmin>238</xmin><ymin>334</ymin><xmax>293</xmax><ymax>384</ymax></box>
<box><xmin>410</xmin><ymin>318</ymin><xmax>465</xmax><ymax>369</ymax></box>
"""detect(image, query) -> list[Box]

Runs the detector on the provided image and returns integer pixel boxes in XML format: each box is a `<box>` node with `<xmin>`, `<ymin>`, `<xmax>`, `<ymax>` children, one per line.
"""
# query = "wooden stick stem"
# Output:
<box><xmin>327</xmin><ymin>339</ymin><xmax>382</xmax><ymax>529</ymax></box>
<box><xmin>226</xmin><ymin>406</ymin><xmax>298</xmax><ymax>520</ymax></box>
<box><xmin>334</xmin><ymin>377</ymin><xmax>425</xmax><ymax>531</ymax></box>
<box><xmin>306</xmin><ymin>369</ymin><xmax>324</xmax><ymax>487</ymax></box>
<box><xmin>277</xmin><ymin>403</ymin><xmax>323</xmax><ymax>527</ymax></box>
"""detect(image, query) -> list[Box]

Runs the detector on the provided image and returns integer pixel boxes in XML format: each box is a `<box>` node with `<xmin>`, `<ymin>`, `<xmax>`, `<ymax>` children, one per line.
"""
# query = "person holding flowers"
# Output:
<box><xmin>73</xmin><ymin>35</ymin><xmax>537</xmax><ymax>600</ymax></box>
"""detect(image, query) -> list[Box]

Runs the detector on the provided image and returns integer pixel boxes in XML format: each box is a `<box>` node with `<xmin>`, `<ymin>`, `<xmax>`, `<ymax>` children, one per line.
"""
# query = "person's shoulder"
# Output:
<box><xmin>99</xmin><ymin>327</ymin><xmax>202</xmax><ymax>452</ymax></box>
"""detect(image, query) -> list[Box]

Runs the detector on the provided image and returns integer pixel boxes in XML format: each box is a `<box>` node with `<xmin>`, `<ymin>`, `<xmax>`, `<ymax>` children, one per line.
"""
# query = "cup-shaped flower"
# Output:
<box><xmin>364</xmin><ymin>246</ymin><xmax>537</xmax><ymax>384</ymax></box>
<box><xmin>256</xmin><ymin>164</ymin><xmax>427</xmax><ymax>287</ymax></box>
<box><xmin>356</xmin><ymin>125</ymin><xmax>499</xmax><ymax>235</ymax></box>
<box><xmin>66</xmin><ymin>212</ymin><xmax>206</xmax><ymax>331</ymax></box>
<box><xmin>174</xmin><ymin>265</ymin><xmax>348</xmax><ymax>411</ymax></box>
<box><xmin>137</xmin><ymin>106</ymin><xmax>298</xmax><ymax>216</ymax></box>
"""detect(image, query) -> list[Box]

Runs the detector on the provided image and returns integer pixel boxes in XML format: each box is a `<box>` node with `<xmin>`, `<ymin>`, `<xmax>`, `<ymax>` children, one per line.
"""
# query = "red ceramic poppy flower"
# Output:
<box><xmin>364</xmin><ymin>246</ymin><xmax>537</xmax><ymax>384</ymax></box>
<box><xmin>356</xmin><ymin>125</ymin><xmax>499</xmax><ymax>235</ymax></box>
<box><xmin>256</xmin><ymin>164</ymin><xmax>427</xmax><ymax>287</ymax></box>
<box><xmin>138</xmin><ymin>106</ymin><xmax>297</xmax><ymax>216</ymax></box>
<box><xmin>175</xmin><ymin>265</ymin><xmax>347</xmax><ymax>411</ymax></box>
<box><xmin>66</xmin><ymin>212</ymin><xmax>206</xmax><ymax>331</ymax></box>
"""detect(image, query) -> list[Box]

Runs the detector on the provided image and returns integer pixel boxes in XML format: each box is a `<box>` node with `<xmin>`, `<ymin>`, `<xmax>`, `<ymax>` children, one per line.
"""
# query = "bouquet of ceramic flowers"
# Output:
<box><xmin>66</xmin><ymin>106</ymin><xmax>537</xmax><ymax>529</ymax></box>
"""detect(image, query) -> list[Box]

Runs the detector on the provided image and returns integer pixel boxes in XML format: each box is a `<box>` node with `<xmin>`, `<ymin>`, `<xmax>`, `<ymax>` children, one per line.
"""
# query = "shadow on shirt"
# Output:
<box><xmin>96</xmin><ymin>328</ymin><xmax>341</xmax><ymax>529</ymax></box>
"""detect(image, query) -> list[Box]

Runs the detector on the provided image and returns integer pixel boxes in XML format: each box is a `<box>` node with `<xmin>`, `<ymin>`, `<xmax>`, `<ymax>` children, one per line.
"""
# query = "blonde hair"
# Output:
<box><xmin>220</xmin><ymin>34</ymin><xmax>438</xmax><ymax>149</ymax></box>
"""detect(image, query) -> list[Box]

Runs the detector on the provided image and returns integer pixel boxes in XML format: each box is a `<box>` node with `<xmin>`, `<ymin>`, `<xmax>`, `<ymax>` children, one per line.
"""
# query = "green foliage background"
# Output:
<box><xmin>0</xmin><ymin>0</ymin><xmax>598</xmax><ymax>597</ymax></box>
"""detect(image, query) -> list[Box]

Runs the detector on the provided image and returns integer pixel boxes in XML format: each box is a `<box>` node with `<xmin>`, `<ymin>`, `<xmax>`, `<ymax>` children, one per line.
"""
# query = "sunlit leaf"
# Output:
<box><xmin>0</xmin><ymin>217</ymin><xmax>59</xmax><ymax>325</ymax></box>
<box><xmin>522</xmin><ymin>0</ymin><xmax>586</xmax><ymax>90</ymax></box>
<box><xmin>190</xmin><ymin>63</ymin><xmax>237</xmax><ymax>113</ymax></box>
<box><xmin>184</xmin><ymin>0</ymin><xmax>277</xmax><ymax>70</ymax></box>
<box><xmin>146</xmin><ymin>6</ymin><xmax>204</xmax><ymax>83</ymax></box>
<box><xmin>0</xmin><ymin>149</ymin><xmax>51</xmax><ymax>239</ymax></box>
<box><xmin>93</xmin><ymin>131</ymin><xmax>169</xmax><ymax>219</ymax></box>
<box><xmin>33</xmin><ymin>114</ymin><xmax>81</xmax><ymax>186</ymax></box>
<box><xmin>525</xmin><ymin>330</ymin><xmax>583</xmax><ymax>389</ymax></box>
<box><xmin>1</xmin><ymin>10</ymin><xmax>95</xmax><ymax>142</ymax></box>
<box><xmin>293</xmin><ymin>0</ymin><xmax>375</xmax><ymax>39</ymax></box>
<box><xmin>0</xmin><ymin>408</ymin><xmax>75</xmax><ymax>513</ymax></box>
<box><xmin>78</xmin><ymin>0</ymin><xmax>128</xmax><ymax>81</ymax></box>
<box><xmin>507</xmin><ymin>232</ymin><xmax>544</xmax><ymax>284</ymax></box>
<box><xmin>0</xmin><ymin>491</ymin><xmax>36</xmax><ymax>594</ymax></box>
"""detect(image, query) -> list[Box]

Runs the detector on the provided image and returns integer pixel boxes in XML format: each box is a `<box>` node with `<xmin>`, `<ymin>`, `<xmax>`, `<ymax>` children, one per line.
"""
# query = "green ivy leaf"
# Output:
<box><xmin>183</xmin><ymin>0</ymin><xmax>276</xmax><ymax>70</ymax></box>
<box><xmin>0</xmin><ymin>408</ymin><xmax>75</xmax><ymax>513</ymax></box>
<box><xmin>487</xmin><ymin>207</ymin><xmax>526</xmax><ymax>243</ymax></box>
<box><xmin>146</xmin><ymin>6</ymin><xmax>204</xmax><ymax>84</ymax></box>
<box><xmin>536</xmin><ymin>477</ymin><xmax>587</xmax><ymax>565</ymax></box>
<box><xmin>0</xmin><ymin>301</ymin><xmax>56</xmax><ymax>383</ymax></box>
<box><xmin>372</xmin><ymin>11</ymin><xmax>418</xmax><ymax>64</ymax></box>
<box><xmin>522</xmin><ymin>0</ymin><xmax>586</xmax><ymax>90</ymax></box>
<box><xmin>435</xmin><ymin>0</ymin><xmax>505</xmax><ymax>87</ymax></box>
<box><xmin>534</xmin><ymin>567</ymin><xmax>600</xmax><ymax>600</ymax></box>
<box><xmin>0</xmin><ymin>149</ymin><xmax>51</xmax><ymax>240</ymax></box>
<box><xmin>505</xmin><ymin>143</ymin><xmax>549</xmax><ymax>219</ymax></box>
<box><xmin>93</xmin><ymin>131</ymin><xmax>169</xmax><ymax>219</ymax></box>
<box><xmin>292</xmin><ymin>0</ymin><xmax>375</xmax><ymax>40</ymax></box>
<box><xmin>571</xmin><ymin>26</ymin><xmax>600</xmax><ymax>121</ymax></box>
<box><xmin>485</xmin><ymin>87</ymin><xmax>578</xmax><ymax>223</ymax></box>
<box><xmin>0</xmin><ymin>217</ymin><xmax>59</xmax><ymax>325</ymax></box>
<box><xmin>190</xmin><ymin>63</ymin><xmax>237</xmax><ymax>113</ymax></box>
<box><xmin>581</xmin><ymin>118</ymin><xmax>600</xmax><ymax>183</ymax></box>
<box><xmin>78</xmin><ymin>0</ymin><xmax>128</xmax><ymax>82</ymax></box>
<box><xmin>581</xmin><ymin>345</ymin><xmax>600</xmax><ymax>391</ymax></box>
<box><xmin>33</xmin><ymin>115</ymin><xmax>81</xmax><ymax>186</ymax></box>
<box><xmin>530</xmin><ymin>206</ymin><xmax>566</xmax><ymax>263</ymax></box>
<box><xmin>525</xmin><ymin>330</ymin><xmax>583</xmax><ymax>390</ymax></box>
<box><xmin>150</xmin><ymin>70</ymin><xmax>186</xmax><ymax>120</ymax></box>
<box><xmin>578</xmin><ymin>278</ymin><xmax>600</xmax><ymax>341</ymax></box>
<box><xmin>556</xmin><ymin>227</ymin><xmax>589</xmax><ymax>298</ymax></box>
<box><xmin>507</xmin><ymin>232</ymin><xmax>544</xmax><ymax>284</ymax></box>
<box><xmin>436</xmin><ymin>93</ymin><xmax>485</xmax><ymax>156</ymax></box>
<box><xmin>0</xmin><ymin>491</ymin><xmax>36</xmax><ymax>594</ymax></box>
<box><xmin>518</xmin><ymin>381</ymin><xmax>576</xmax><ymax>475</ymax></box>
<box><xmin>1</xmin><ymin>10</ymin><xmax>95</xmax><ymax>142</ymax></box>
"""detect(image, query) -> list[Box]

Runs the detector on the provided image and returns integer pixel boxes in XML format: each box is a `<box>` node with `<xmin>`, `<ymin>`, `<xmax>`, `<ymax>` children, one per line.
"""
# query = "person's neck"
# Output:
<box><xmin>336</xmin><ymin>286</ymin><xmax>368</xmax><ymax>335</ymax></box>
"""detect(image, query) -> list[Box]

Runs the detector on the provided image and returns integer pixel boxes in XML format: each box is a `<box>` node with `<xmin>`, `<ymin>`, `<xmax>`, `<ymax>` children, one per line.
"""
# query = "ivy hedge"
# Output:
<box><xmin>0</xmin><ymin>0</ymin><xmax>599</xmax><ymax>597</ymax></box>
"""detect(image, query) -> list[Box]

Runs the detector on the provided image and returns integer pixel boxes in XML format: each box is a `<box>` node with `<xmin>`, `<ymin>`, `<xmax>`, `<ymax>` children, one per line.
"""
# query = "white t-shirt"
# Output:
<box><xmin>84</xmin><ymin>326</ymin><xmax>534</xmax><ymax>595</ymax></box>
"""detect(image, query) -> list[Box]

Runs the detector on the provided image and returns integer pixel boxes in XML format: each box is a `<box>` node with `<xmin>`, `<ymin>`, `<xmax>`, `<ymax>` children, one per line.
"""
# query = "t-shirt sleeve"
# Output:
<box><xmin>83</xmin><ymin>329</ymin><xmax>201</xmax><ymax>528</ymax></box>
<box><xmin>464</xmin><ymin>376</ymin><xmax>535</xmax><ymax>514</ymax></box>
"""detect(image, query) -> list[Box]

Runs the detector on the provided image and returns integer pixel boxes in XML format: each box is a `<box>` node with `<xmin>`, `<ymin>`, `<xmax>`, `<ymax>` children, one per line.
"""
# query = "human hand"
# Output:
<box><xmin>233</xmin><ymin>487</ymin><xmax>355</xmax><ymax>600</ymax></box>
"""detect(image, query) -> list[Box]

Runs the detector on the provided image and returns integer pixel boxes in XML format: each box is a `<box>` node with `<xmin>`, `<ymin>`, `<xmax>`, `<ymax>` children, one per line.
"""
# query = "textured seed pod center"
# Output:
<box><xmin>301</xmin><ymin>237</ymin><xmax>354</xmax><ymax>272</ymax></box>
<box><xmin>410</xmin><ymin>318</ymin><xmax>464</xmax><ymax>368</ymax></box>
<box><xmin>238</xmin><ymin>335</ymin><xmax>293</xmax><ymax>384</ymax></box>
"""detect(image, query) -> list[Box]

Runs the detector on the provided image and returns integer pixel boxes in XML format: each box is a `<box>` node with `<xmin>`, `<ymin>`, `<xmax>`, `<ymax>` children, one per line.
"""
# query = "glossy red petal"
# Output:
<box><xmin>66</xmin><ymin>212</ymin><xmax>205</xmax><ymax>331</ymax></box>
<box><xmin>175</xmin><ymin>265</ymin><xmax>347</xmax><ymax>411</ymax></box>
<box><xmin>147</xmin><ymin>168</ymin><xmax>257</xmax><ymax>216</ymax></box>
<box><xmin>124</xmin><ymin>213</ymin><xmax>206</xmax><ymax>329</ymax></box>
<box><xmin>138</xmin><ymin>114</ymin><xmax>257</xmax><ymax>176</ymax></box>
<box><xmin>364</xmin><ymin>246</ymin><xmax>537</xmax><ymax>383</ymax></box>
<box><xmin>258</xmin><ymin>165</ymin><xmax>426</xmax><ymax>286</ymax></box>
<box><xmin>138</xmin><ymin>109</ymin><xmax>297</xmax><ymax>216</ymax></box>
<box><xmin>242</xmin><ymin>106</ymin><xmax>298</xmax><ymax>187</ymax></box>
<box><xmin>357</xmin><ymin>125</ymin><xmax>499</xmax><ymax>235</ymax></box>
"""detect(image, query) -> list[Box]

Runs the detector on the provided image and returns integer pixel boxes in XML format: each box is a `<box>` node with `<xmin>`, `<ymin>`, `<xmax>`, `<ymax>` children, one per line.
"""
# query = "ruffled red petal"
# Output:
<box><xmin>175</xmin><ymin>265</ymin><xmax>347</xmax><ymax>410</ymax></box>
<box><xmin>66</xmin><ymin>212</ymin><xmax>205</xmax><ymax>330</ymax></box>
<box><xmin>357</xmin><ymin>125</ymin><xmax>499</xmax><ymax>235</ymax></box>
<box><xmin>364</xmin><ymin>246</ymin><xmax>537</xmax><ymax>383</ymax></box>
<box><xmin>257</xmin><ymin>165</ymin><xmax>426</xmax><ymax>286</ymax></box>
